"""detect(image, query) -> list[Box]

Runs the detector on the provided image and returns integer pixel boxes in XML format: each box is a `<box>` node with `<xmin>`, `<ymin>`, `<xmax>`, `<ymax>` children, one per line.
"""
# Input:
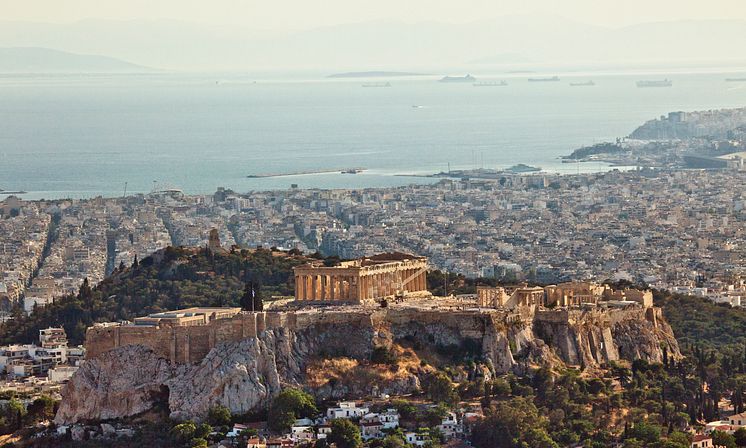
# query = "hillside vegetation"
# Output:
<box><xmin>0</xmin><ymin>246</ymin><xmax>307</xmax><ymax>345</ymax></box>
<box><xmin>655</xmin><ymin>289</ymin><xmax>746</xmax><ymax>349</ymax></box>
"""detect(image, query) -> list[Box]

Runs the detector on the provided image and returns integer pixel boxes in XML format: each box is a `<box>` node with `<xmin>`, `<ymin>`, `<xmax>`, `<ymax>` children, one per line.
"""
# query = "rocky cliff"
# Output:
<box><xmin>56</xmin><ymin>305</ymin><xmax>680</xmax><ymax>424</ymax></box>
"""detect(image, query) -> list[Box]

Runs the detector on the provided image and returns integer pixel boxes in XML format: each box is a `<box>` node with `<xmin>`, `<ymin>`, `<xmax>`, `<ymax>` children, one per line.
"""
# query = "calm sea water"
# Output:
<box><xmin>1</xmin><ymin>70</ymin><xmax>746</xmax><ymax>199</ymax></box>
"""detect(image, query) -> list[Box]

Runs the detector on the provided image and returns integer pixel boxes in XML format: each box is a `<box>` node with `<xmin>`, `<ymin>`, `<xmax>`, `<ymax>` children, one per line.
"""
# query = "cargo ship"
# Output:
<box><xmin>439</xmin><ymin>74</ymin><xmax>476</xmax><ymax>83</ymax></box>
<box><xmin>528</xmin><ymin>76</ymin><xmax>560</xmax><ymax>82</ymax></box>
<box><xmin>570</xmin><ymin>80</ymin><xmax>595</xmax><ymax>87</ymax></box>
<box><xmin>473</xmin><ymin>81</ymin><xmax>508</xmax><ymax>87</ymax></box>
<box><xmin>636</xmin><ymin>79</ymin><xmax>672</xmax><ymax>88</ymax></box>
<box><xmin>726</xmin><ymin>77</ymin><xmax>746</xmax><ymax>82</ymax></box>
<box><xmin>361</xmin><ymin>82</ymin><xmax>391</xmax><ymax>87</ymax></box>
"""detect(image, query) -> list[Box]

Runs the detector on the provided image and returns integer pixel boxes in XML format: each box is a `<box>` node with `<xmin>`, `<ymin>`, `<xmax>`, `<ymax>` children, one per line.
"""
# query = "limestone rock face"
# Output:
<box><xmin>56</xmin><ymin>306</ymin><xmax>680</xmax><ymax>424</ymax></box>
<box><xmin>55</xmin><ymin>344</ymin><xmax>174</xmax><ymax>424</ymax></box>
<box><xmin>167</xmin><ymin>336</ymin><xmax>283</xmax><ymax>421</ymax></box>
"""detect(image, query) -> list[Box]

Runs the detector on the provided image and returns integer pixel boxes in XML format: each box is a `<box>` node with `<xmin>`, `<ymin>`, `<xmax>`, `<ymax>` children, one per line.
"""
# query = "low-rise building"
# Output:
<box><xmin>326</xmin><ymin>402</ymin><xmax>369</xmax><ymax>420</ymax></box>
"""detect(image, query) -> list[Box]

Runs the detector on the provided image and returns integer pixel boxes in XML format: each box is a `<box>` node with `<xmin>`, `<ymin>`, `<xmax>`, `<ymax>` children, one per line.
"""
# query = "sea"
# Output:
<box><xmin>1</xmin><ymin>68</ymin><xmax>746</xmax><ymax>200</ymax></box>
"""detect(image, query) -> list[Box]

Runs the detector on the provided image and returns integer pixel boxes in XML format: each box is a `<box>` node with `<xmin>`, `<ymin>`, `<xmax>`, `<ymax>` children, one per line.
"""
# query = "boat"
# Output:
<box><xmin>726</xmin><ymin>77</ymin><xmax>746</xmax><ymax>82</ymax></box>
<box><xmin>361</xmin><ymin>82</ymin><xmax>391</xmax><ymax>88</ymax></box>
<box><xmin>411</xmin><ymin>105</ymin><xmax>424</xmax><ymax>109</ymax></box>
<box><xmin>636</xmin><ymin>79</ymin><xmax>672</xmax><ymax>88</ymax></box>
<box><xmin>570</xmin><ymin>81</ymin><xmax>595</xmax><ymax>87</ymax></box>
<box><xmin>473</xmin><ymin>81</ymin><xmax>508</xmax><ymax>87</ymax></box>
<box><xmin>528</xmin><ymin>76</ymin><xmax>560</xmax><ymax>82</ymax></box>
<box><xmin>341</xmin><ymin>168</ymin><xmax>364</xmax><ymax>174</ymax></box>
<box><xmin>439</xmin><ymin>75</ymin><xmax>477</xmax><ymax>83</ymax></box>
<box><xmin>505</xmin><ymin>164</ymin><xmax>541</xmax><ymax>173</ymax></box>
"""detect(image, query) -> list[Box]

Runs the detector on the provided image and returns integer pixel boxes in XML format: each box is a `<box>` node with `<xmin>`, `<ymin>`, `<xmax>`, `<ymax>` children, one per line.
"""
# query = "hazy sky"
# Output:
<box><xmin>3</xmin><ymin>0</ymin><xmax>745</xmax><ymax>29</ymax></box>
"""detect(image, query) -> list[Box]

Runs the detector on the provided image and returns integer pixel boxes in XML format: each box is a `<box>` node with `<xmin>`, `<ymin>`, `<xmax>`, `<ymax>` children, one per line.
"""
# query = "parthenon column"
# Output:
<box><xmin>361</xmin><ymin>275</ymin><xmax>369</xmax><ymax>301</ymax></box>
<box><xmin>330</xmin><ymin>275</ymin><xmax>336</xmax><ymax>300</ymax></box>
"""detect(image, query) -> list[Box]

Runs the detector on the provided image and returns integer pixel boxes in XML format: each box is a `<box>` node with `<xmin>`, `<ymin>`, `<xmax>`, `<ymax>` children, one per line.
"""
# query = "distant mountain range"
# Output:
<box><xmin>0</xmin><ymin>16</ymin><xmax>745</xmax><ymax>71</ymax></box>
<box><xmin>0</xmin><ymin>47</ymin><xmax>150</xmax><ymax>72</ymax></box>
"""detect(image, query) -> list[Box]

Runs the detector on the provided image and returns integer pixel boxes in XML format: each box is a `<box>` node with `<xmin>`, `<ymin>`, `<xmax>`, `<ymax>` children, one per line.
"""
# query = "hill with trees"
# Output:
<box><xmin>0</xmin><ymin>246</ymin><xmax>310</xmax><ymax>345</ymax></box>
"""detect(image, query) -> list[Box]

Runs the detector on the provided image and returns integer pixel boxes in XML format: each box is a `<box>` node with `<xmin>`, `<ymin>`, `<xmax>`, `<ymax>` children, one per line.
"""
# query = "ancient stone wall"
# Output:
<box><xmin>85</xmin><ymin>312</ymin><xmax>271</xmax><ymax>363</ymax></box>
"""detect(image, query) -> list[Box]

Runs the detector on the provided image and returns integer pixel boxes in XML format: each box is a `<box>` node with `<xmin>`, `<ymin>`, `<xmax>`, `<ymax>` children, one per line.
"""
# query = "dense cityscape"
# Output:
<box><xmin>5</xmin><ymin>167</ymin><xmax>746</xmax><ymax>316</ymax></box>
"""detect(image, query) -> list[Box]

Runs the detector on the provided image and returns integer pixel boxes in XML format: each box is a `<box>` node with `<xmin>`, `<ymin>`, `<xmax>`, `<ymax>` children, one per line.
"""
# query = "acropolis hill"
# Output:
<box><xmin>57</xmin><ymin>253</ymin><xmax>680</xmax><ymax>424</ymax></box>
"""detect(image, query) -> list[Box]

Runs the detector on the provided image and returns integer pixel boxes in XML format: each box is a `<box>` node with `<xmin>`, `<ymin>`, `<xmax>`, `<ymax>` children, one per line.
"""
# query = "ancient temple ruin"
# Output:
<box><xmin>293</xmin><ymin>253</ymin><xmax>429</xmax><ymax>303</ymax></box>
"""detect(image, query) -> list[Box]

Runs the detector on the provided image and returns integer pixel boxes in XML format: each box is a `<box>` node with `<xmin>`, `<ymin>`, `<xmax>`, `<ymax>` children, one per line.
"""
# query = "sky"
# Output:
<box><xmin>3</xmin><ymin>0</ymin><xmax>746</xmax><ymax>29</ymax></box>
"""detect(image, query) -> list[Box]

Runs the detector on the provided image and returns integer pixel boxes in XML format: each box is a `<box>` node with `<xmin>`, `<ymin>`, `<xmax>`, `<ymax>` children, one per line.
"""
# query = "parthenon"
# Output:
<box><xmin>293</xmin><ymin>253</ymin><xmax>429</xmax><ymax>303</ymax></box>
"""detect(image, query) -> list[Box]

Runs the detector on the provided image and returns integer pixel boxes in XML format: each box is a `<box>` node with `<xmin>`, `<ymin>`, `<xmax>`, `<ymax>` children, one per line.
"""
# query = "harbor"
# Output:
<box><xmin>247</xmin><ymin>168</ymin><xmax>366</xmax><ymax>178</ymax></box>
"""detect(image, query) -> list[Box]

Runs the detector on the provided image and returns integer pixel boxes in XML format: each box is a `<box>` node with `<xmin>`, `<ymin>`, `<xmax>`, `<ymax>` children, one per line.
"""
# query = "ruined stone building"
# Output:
<box><xmin>293</xmin><ymin>253</ymin><xmax>429</xmax><ymax>304</ymax></box>
<box><xmin>476</xmin><ymin>282</ymin><xmax>654</xmax><ymax>310</ymax></box>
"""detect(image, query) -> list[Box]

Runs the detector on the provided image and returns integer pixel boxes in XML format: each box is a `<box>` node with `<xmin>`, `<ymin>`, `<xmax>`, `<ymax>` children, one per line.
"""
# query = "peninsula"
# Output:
<box><xmin>247</xmin><ymin>168</ymin><xmax>366</xmax><ymax>178</ymax></box>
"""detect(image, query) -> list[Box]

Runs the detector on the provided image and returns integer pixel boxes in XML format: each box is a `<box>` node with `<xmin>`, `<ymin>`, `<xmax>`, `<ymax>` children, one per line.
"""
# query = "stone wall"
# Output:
<box><xmin>84</xmin><ymin>305</ymin><xmax>673</xmax><ymax>367</ymax></box>
<box><xmin>85</xmin><ymin>312</ymin><xmax>270</xmax><ymax>363</ymax></box>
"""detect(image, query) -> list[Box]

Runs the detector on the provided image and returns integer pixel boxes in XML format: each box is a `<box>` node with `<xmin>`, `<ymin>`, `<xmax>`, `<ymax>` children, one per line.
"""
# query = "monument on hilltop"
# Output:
<box><xmin>293</xmin><ymin>252</ymin><xmax>429</xmax><ymax>304</ymax></box>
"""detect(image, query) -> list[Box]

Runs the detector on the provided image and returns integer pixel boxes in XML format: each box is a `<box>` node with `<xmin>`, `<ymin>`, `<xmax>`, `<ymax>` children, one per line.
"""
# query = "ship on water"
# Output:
<box><xmin>636</xmin><ymin>79</ymin><xmax>672</xmax><ymax>88</ymax></box>
<box><xmin>0</xmin><ymin>190</ymin><xmax>27</xmax><ymax>195</ymax></box>
<box><xmin>361</xmin><ymin>82</ymin><xmax>391</xmax><ymax>88</ymax></box>
<box><xmin>473</xmin><ymin>81</ymin><xmax>508</xmax><ymax>87</ymax></box>
<box><xmin>439</xmin><ymin>74</ymin><xmax>476</xmax><ymax>83</ymax></box>
<box><xmin>528</xmin><ymin>76</ymin><xmax>560</xmax><ymax>82</ymax></box>
<box><xmin>726</xmin><ymin>77</ymin><xmax>746</xmax><ymax>82</ymax></box>
<box><xmin>570</xmin><ymin>80</ymin><xmax>595</xmax><ymax>87</ymax></box>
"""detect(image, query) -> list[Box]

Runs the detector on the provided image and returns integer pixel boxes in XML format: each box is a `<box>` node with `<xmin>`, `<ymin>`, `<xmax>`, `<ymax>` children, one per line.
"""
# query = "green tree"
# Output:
<box><xmin>667</xmin><ymin>431</ymin><xmax>692</xmax><ymax>446</ymax></box>
<box><xmin>471</xmin><ymin>397</ymin><xmax>558</xmax><ymax>448</ymax></box>
<box><xmin>195</xmin><ymin>422</ymin><xmax>212</xmax><ymax>439</ymax></box>
<box><xmin>423</xmin><ymin>372</ymin><xmax>458</xmax><ymax>405</ymax></box>
<box><xmin>381</xmin><ymin>434</ymin><xmax>406</xmax><ymax>448</ymax></box>
<box><xmin>25</xmin><ymin>395</ymin><xmax>56</xmax><ymax>423</ymax></box>
<box><xmin>713</xmin><ymin>430</ymin><xmax>737</xmax><ymax>448</ymax></box>
<box><xmin>625</xmin><ymin>422</ymin><xmax>661</xmax><ymax>444</ymax></box>
<box><xmin>171</xmin><ymin>421</ymin><xmax>197</xmax><ymax>443</ymax></box>
<box><xmin>327</xmin><ymin>418</ymin><xmax>362</xmax><ymax>448</ymax></box>
<box><xmin>268</xmin><ymin>388</ymin><xmax>318</xmax><ymax>432</ymax></box>
<box><xmin>735</xmin><ymin>427</ymin><xmax>746</xmax><ymax>447</ymax></box>
<box><xmin>207</xmin><ymin>405</ymin><xmax>232</xmax><ymax>427</ymax></box>
<box><xmin>190</xmin><ymin>437</ymin><xmax>209</xmax><ymax>448</ymax></box>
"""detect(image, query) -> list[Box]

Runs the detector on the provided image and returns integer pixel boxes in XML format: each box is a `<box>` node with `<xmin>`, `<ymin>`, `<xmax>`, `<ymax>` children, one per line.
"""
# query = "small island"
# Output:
<box><xmin>563</xmin><ymin>142</ymin><xmax>627</xmax><ymax>161</ymax></box>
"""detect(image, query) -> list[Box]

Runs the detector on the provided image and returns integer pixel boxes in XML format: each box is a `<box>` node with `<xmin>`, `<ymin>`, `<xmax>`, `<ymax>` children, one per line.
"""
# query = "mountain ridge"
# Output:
<box><xmin>0</xmin><ymin>47</ymin><xmax>153</xmax><ymax>72</ymax></box>
<box><xmin>0</xmin><ymin>17</ymin><xmax>745</xmax><ymax>71</ymax></box>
